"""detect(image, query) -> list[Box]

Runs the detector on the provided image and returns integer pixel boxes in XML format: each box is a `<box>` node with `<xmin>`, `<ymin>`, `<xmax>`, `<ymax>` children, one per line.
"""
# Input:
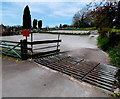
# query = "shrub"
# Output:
<box><xmin>108</xmin><ymin>44</ymin><xmax>120</xmax><ymax>67</ymax></box>
<box><xmin>98</xmin><ymin>28</ymin><xmax>112</xmax><ymax>38</ymax></box>
<box><xmin>97</xmin><ymin>36</ymin><xmax>110</xmax><ymax>51</ymax></box>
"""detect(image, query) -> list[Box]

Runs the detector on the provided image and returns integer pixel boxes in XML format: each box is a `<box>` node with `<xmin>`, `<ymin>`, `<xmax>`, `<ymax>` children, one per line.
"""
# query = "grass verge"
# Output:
<box><xmin>97</xmin><ymin>35</ymin><xmax>120</xmax><ymax>67</ymax></box>
<box><xmin>39</xmin><ymin>31</ymin><xmax>90</xmax><ymax>35</ymax></box>
<box><xmin>108</xmin><ymin>44</ymin><xmax>120</xmax><ymax>67</ymax></box>
<box><xmin>50</xmin><ymin>27</ymin><xmax>97</xmax><ymax>31</ymax></box>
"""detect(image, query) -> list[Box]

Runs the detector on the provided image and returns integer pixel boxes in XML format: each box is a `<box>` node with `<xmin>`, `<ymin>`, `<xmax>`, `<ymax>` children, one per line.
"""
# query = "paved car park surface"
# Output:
<box><xmin>1</xmin><ymin>32</ymin><xmax>112</xmax><ymax>97</ymax></box>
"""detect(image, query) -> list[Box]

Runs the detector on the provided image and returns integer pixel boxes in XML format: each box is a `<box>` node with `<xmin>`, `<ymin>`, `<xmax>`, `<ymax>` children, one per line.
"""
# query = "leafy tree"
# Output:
<box><xmin>73</xmin><ymin>1</ymin><xmax>120</xmax><ymax>29</ymax></box>
<box><xmin>62</xmin><ymin>24</ymin><xmax>68</xmax><ymax>28</ymax></box>
<box><xmin>38</xmin><ymin>20</ymin><xmax>42</xmax><ymax>29</ymax></box>
<box><xmin>86</xmin><ymin>1</ymin><xmax>120</xmax><ymax>38</ymax></box>
<box><xmin>23</xmin><ymin>5</ymin><xmax>31</xmax><ymax>29</ymax></box>
<box><xmin>88</xmin><ymin>1</ymin><xmax>120</xmax><ymax>29</ymax></box>
<box><xmin>33</xmin><ymin>19</ymin><xmax>37</xmax><ymax>29</ymax></box>
<box><xmin>113</xmin><ymin>1</ymin><xmax>120</xmax><ymax>28</ymax></box>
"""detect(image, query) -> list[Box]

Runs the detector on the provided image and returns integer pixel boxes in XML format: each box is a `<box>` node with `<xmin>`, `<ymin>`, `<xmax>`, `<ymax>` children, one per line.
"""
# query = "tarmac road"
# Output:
<box><xmin>2</xmin><ymin>58</ymin><xmax>109</xmax><ymax>97</ymax></box>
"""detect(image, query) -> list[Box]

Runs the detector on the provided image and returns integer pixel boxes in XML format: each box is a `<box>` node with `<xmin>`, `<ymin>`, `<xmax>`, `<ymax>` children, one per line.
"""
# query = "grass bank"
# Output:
<box><xmin>98</xmin><ymin>32</ymin><xmax>120</xmax><ymax>67</ymax></box>
<box><xmin>98</xmin><ymin>31</ymin><xmax>120</xmax><ymax>95</ymax></box>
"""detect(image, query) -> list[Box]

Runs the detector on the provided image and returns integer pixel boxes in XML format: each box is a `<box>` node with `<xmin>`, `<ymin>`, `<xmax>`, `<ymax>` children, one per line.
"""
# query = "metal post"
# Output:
<box><xmin>21</xmin><ymin>40</ymin><xmax>24</xmax><ymax>60</ymax></box>
<box><xmin>31</xmin><ymin>30</ymin><xmax>33</xmax><ymax>58</ymax></box>
<box><xmin>21</xmin><ymin>39</ymin><xmax>27</xmax><ymax>60</ymax></box>
<box><xmin>31</xmin><ymin>31</ymin><xmax>33</xmax><ymax>52</ymax></box>
<box><xmin>26</xmin><ymin>36</ymin><xmax>27</xmax><ymax>40</ymax></box>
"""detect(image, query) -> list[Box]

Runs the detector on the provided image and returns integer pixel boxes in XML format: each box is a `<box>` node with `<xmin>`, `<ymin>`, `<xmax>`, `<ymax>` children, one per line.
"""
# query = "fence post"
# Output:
<box><xmin>57</xmin><ymin>34</ymin><xmax>60</xmax><ymax>51</ymax></box>
<box><xmin>21</xmin><ymin>39</ymin><xmax>27</xmax><ymax>60</ymax></box>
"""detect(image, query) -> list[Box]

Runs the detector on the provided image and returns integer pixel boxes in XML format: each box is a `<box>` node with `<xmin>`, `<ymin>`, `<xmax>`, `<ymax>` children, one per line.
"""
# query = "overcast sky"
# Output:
<box><xmin>1</xmin><ymin>0</ymin><xmax>94</xmax><ymax>27</ymax></box>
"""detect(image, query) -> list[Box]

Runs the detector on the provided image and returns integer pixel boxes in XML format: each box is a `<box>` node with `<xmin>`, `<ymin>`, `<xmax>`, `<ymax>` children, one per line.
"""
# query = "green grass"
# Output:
<box><xmin>112</xmin><ymin>29</ymin><xmax>120</xmax><ymax>32</ymax></box>
<box><xmin>108</xmin><ymin>44</ymin><xmax>120</xmax><ymax>67</ymax></box>
<box><xmin>0</xmin><ymin>54</ymin><xmax>26</xmax><ymax>62</ymax></box>
<box><xmin>98</xmin><ymin>34</ymin><xmax>120</xmax><ymax>67</ymax></box>
<box><xmin>50</xmin><ymin>27</ymin><xmax>97</xmax><ymax>31</ymax></box>
<box><xmin>39</xmin><ymin>31</ymin><xmax>90</xmax><ymax>35</ymax></box>
<box><xmin>97</xmin><ymin>36</ymin><xmax>110</xmax><ymax>51</ymax></box>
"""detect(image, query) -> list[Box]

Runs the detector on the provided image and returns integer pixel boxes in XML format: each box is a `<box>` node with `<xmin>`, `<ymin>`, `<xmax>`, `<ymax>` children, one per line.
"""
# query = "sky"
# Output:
<box><xmin>1</xmin><ymin>0</ymin><xmax>94</xmax><ymax>27</ymax></box>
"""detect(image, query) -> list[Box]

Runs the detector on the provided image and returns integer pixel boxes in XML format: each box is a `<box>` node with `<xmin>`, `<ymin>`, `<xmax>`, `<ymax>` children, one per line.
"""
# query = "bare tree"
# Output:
<box><xmin>72</xmin><ymin>2</ymin><xmax>93</xmax><ymax>28</ymax></box>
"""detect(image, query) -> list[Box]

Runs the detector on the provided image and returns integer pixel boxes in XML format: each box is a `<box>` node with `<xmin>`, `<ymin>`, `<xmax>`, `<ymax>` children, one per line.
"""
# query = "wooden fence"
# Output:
<box><xmin>0</xmin><ymin>39</ymin><xmax>61</xmax><ymax>60</ymax></box>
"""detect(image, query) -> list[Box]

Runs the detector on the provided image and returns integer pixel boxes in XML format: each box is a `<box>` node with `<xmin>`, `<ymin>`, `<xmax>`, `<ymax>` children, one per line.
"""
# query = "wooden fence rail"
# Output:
<box><xmin>26</xmin><ymin>39</ymin><xmax>61</xmax><ymax>59</ymax></box>
<box><xmin>27</xmin><ymin>40</ymin><xmax>61</xmax><ymax>45</ymax></box>
<box><xmin>0</xmin><ymin>39</ymin><xmax>61</xmax><ymax>60</ymax></box>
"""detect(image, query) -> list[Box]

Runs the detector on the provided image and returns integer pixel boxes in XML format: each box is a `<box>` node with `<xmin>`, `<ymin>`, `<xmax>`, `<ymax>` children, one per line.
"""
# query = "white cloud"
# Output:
<box><xmin>1</xmin><ymin>1</ymin><xmax>93</xmax><ymax>26</ymax></box>
<box><xmin>52</xmin><ymin>11</ymin><xmax>70</xmax><ymax>17</ymax></box>
<box><xmin>48</xmin><ymin>2</ymin><xmax>84</xmax><ymax>17</ymax></box>
<box><xmin>30</xmin><ymin>7</ymin><xmax>44</xmax><ymax>14</ymax></box>
<box><xmin>49</xmin><ymin>8</ymin><xmax>80</xmax><ymax>17</ymax></box>
<box><xmin>9</xmin><ymin>2</ymin><xmax>84</xmax><ymax>17</ymax></box>
<box><xmin>0</xmin><ymin>3</ymin><xmax>2</xmax><ymax>24</ymax></box>
<box><xmin>2</xmin><ymin>0</ymin><xmax>94</xmax><ymax>3</ymax></box>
